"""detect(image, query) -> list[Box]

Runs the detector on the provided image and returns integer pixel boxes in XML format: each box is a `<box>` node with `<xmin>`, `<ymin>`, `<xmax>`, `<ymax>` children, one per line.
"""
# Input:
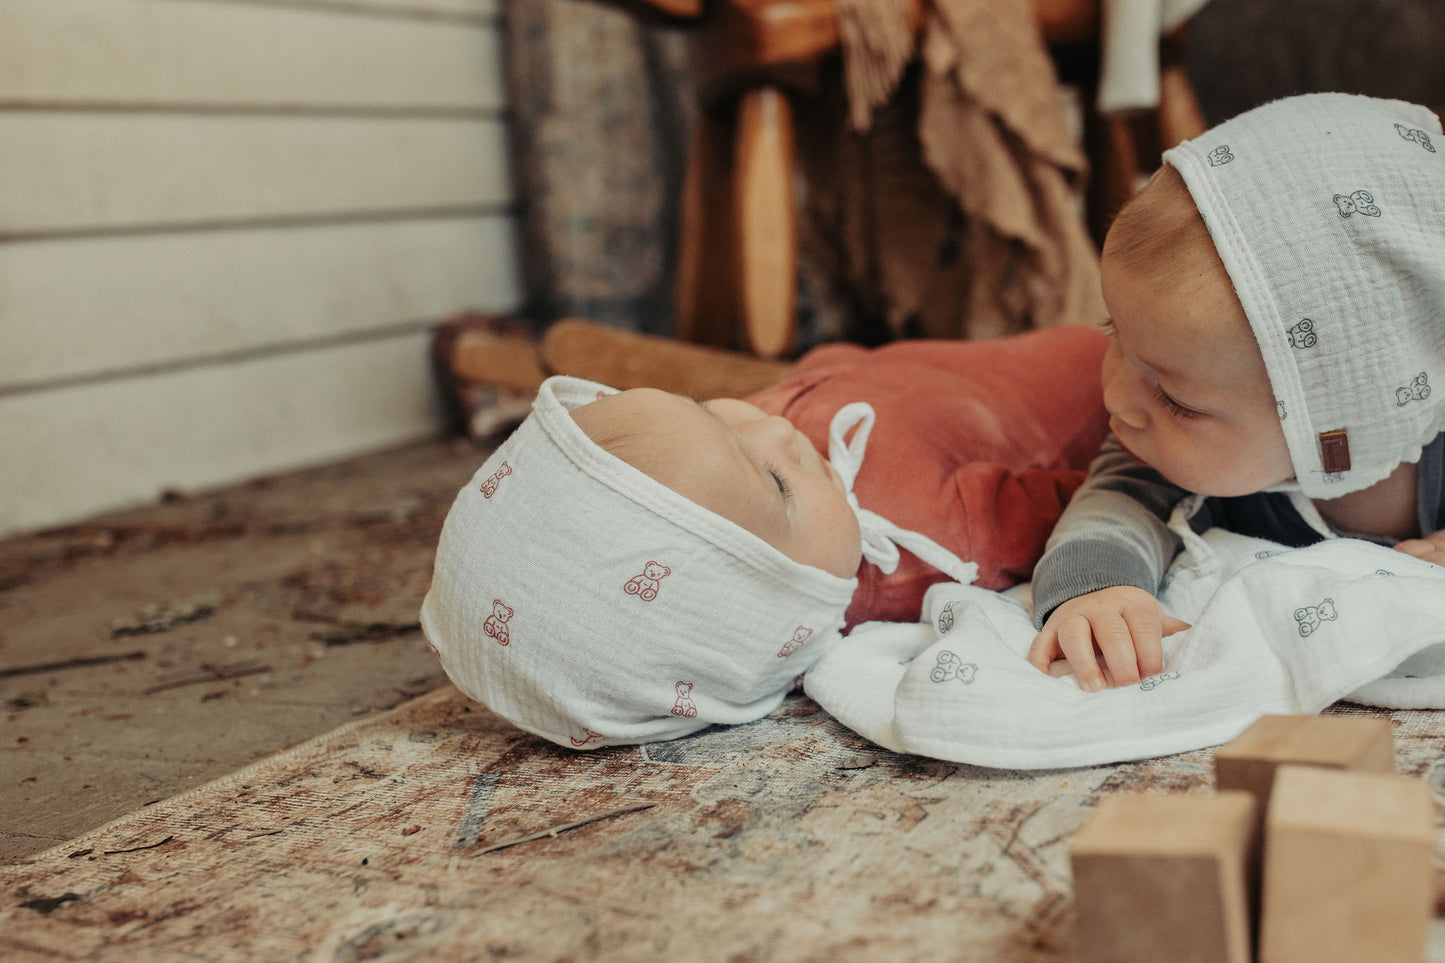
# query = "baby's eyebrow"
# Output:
<box><xmin>694</xmin><ymin>398</ymin><xmax>725</xmax><ymax>423</ymax></box>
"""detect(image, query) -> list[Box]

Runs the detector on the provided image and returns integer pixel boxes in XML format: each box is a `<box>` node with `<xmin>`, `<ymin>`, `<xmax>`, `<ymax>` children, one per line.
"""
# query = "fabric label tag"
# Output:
<box><xmin>1319</xmin><ymin>429</ymin><xmax>1351</xmax><ymax>474</ymax></box>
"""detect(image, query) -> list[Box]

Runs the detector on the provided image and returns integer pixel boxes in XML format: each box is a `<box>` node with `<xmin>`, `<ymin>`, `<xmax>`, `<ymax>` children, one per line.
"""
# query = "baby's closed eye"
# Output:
<box><xmin>1150</xmin><ymin>384</ymin><xmax>1203</xmax><ymax>419</ymax></box>
<box><xmin>765</xmin><ymin>463</ymin><xmax>794</xmax><ymax>503</ymax></box>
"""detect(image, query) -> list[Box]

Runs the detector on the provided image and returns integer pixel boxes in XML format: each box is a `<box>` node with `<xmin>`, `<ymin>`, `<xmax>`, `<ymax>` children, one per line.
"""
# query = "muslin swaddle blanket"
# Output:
<box><xmin>806</xmin><ymin>497</ymin><xmax>1445</xmax><ymax>769</ymax></box>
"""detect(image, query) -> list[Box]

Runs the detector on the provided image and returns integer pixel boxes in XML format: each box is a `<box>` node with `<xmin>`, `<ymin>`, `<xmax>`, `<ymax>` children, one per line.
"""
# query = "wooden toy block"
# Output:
<box><xmin>1070</xmin><ymin>792</ymin><xmax>1256</xmax><ymax>963</ymax></box>
<box><xmin>1215</xmin><ymin>714</ymin><xmax>1394</xmax><ymax>822</ymax></box>
<box><xmin>1259</xmin><ymin>765</ymin><xmax>1434</xmax><ymax>963</ymax></box>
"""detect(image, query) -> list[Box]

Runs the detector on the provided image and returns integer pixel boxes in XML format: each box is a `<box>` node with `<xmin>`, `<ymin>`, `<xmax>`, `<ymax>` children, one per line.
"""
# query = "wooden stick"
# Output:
<box><xmin>103</xmin><ymin>835</ymin><xmax>174</xmax><ymax>855</ymax></box>
<box><xmin>142</xmin><ymin>661</ymin><xmax>271</xmax><ymax>696</ymax></box>
<box><xmin>542</xmin><ymin>319</ymin><xmax>791</xmax><ymax>399</ymax></box>
<box><xmin>1</xmin><ymin>650</ymin><xmax>146</xmax><ymax>680</ymax></box>
<box><xmin>469</xmin><ymin>802</ymin><xmax>656</xmax><ymax>856</ymax></box>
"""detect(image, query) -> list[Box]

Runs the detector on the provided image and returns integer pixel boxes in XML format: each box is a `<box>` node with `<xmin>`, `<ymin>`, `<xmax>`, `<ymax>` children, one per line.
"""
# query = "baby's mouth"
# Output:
<box><xmin>1112</xmin><ymin>431</ymin><xmax>1149</xmax><ymax>467</ymax></box>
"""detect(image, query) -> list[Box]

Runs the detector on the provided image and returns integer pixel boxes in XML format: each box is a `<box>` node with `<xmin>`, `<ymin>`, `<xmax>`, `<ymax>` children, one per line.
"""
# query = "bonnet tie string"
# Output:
<box><xmin>827</xmin><ymin>402</ymin><xmax>980</xmax><ymax>586</ymax></box>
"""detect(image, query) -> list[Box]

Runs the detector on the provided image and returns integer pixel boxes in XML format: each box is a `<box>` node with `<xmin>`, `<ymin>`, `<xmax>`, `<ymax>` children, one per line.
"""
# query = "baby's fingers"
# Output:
<box><xmin>1395</xmin><ymin>538</ymin><xmax>1445</xmax><ymax>565</ymax></box>
<box><xmin>1162</xmin><ymin>614</ymin><xmax>1192</xmax><ymax>637</ymax></box>
<box><xmin>1098</xmin><ymin>609</ymin><xmax>1148</xmax><ymax>686</ymax></box>
<box><xmin>1057</xmin><ymin>615</ymin><xmax>1110</xmax><ymax>692</ymax></box>
<box><xmin>1028</xmin><ymin>628</ymin><xmax>1061</xmax><ymax>674</ymax></box>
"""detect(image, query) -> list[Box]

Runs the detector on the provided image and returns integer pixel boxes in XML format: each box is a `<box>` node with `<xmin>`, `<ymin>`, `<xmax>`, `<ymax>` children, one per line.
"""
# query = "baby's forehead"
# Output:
<box><xmin>571</xmin><ymin>387</ymin><xmax>686</xmax><ymax>442</ymax></box>
<box><xmin>572</xmin><ymin>388</ymin><xmax>737</xmax><ymax>481</ymax></box>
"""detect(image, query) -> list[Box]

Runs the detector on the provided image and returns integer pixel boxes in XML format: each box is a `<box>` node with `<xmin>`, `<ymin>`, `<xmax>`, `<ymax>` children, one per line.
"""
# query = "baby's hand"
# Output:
<box><xmin>1028</xmin><ymin>586</ymin><xmax>1189</xmax><ymax>691</ymax></box>
<box><xmin>1394</xmin><ymin>529</ymin><xmax>1445</xmax><ymax>566</ymax></box>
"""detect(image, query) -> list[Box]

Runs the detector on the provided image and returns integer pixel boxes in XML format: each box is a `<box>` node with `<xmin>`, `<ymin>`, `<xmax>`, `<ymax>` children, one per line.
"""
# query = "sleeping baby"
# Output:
<box><xmin>421</xmin><ymin>328</ymin><xmax>1109</xmax><ymax>748</ymax></box>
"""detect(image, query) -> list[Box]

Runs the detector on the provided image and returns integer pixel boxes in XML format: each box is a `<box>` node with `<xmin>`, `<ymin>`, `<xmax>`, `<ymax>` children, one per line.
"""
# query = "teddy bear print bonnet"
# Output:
<box><xmin>1164</xmin><ymin>93</ymin><xmax>1445</xmax><ymax>499</ymax></box>
<box><xmin>421</xmin><ymin>376</ymin><xmax>977</xmax><ymax>749</ymax></box>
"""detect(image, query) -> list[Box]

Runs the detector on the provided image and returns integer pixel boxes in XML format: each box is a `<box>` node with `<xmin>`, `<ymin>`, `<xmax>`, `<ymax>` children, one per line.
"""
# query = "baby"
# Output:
<box><xmin>1028</xmin><ymin>93</ymin><xmax>1445</xmax><ymax>692</ymax></box>
<box><xmin>421</xmin><ymin>329</ymin><xmax>1109</xmax><ymax>748</ymax></box>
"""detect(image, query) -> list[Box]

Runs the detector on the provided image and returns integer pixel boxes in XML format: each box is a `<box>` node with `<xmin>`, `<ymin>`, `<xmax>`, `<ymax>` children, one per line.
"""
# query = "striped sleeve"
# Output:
<box><xmin>1030</xmin><ymin>436</ymin><xmax>1188</xmax><ymax>628</ymax></box>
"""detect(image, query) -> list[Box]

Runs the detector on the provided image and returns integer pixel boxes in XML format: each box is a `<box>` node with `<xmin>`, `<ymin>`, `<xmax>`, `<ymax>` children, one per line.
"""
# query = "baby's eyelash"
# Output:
<box><xmin>1151</xmin><ymin>384</ymin><xmax>1201</xmax><ymax>419</ymax></box>
<box><xmin>765</xmin><ymin>463</ymin><xmax>794</xmax><ymax>504</ymax></box>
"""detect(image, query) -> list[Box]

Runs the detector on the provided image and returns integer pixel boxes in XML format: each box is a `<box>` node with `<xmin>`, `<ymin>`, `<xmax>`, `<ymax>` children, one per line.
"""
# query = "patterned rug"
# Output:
<box><xmin>4</xmin><ymin>688</ymin><xmax>1443</xmax><ymax>961</ymax></box>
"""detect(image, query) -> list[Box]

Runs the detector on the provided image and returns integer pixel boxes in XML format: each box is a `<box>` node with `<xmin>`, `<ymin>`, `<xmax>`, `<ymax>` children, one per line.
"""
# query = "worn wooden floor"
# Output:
<box><xmin>6</xmin><ymin>683</ymin><xmax>1445</xmax><ymax>959</ymax></box>
<box><xmin>0</xmin><ymin>437</ymin><xmax>483</xmax><ymax>862</ymax></box>
<box><xmin>5</xmin><ymin>435</ymin><xmax>1445</xmax><ymax>959</ymax></box>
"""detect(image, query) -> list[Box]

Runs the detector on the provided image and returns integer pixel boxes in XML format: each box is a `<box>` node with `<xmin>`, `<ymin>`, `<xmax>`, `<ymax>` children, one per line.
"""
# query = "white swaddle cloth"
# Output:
<box><xmin>421</xmin><ymin>376</ymin><xmax>975</xmax><ymax>749</ymax></box>
<box><xmin>1164</xmin><ymin>93</ymin><xmax>1445</xmax><ymax>500</ymax></box>
<box><xmin>806</xmin><ymin>500</ymin><xmax>1445</xmax><ymax>769</ymax></box>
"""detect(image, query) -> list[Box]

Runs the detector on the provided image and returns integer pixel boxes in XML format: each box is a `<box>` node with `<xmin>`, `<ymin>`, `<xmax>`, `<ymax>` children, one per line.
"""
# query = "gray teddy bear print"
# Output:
<box><xmin>1294</xmin><ymin>598</ymin><xmax>1338</xmax><ymax>637</ymax></box>
<box><xmin>930</xmin><ymin>650</ymin><xmax>977</xmax><ymax>684</ymax></box>
<box><xmin>1397</xmin><ymin>372</ymin><xmax>1430</xmax><ymax>406</ymax></box>
<box><xmin>1287</xmin><ymin>319</ymin><xmax>1317</xmax><ymax>349</ymax></box>
<box><xmin>1333</xmin><ymin>190</ymin><xmax>1381</xmax><ymax>218</ymax></box>
<box><xmin>1208</xmin><ymin>145</ymin><xmax>1234</xmax><ymax>166</ymax></box>
<box><xmin>1395</xmin><ymin>123</ymin><xmax>1437</xmax><ymax>152</ymax></box>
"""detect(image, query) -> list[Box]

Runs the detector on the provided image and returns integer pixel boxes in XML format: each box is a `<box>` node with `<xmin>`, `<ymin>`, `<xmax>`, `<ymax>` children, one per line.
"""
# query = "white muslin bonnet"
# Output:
<box><xmin>1164</xmin><ymin>92</ymin><xmax>1445</xmax><ymax>499</ymax></box>
<box><xmin>420</xmin><ymin>376</ymin><xmax>977</xmax><ymax>749</ymax></box>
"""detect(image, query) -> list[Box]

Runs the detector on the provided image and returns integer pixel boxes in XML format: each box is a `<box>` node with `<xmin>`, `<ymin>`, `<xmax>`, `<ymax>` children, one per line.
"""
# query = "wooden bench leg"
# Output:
<box><xmin>734</xmin><ymin>85</ymin><xmax>797</xmax><ymax>360</ymax></box>
<box><xmin>675</xmin><ymin>108</ymin><xmax>737</xmax><ymax>349</ymax></box>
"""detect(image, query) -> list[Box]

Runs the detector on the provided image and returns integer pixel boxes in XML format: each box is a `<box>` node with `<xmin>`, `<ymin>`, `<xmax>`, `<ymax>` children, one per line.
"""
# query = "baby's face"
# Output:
<box><xmin>1099</xmin><ymin>180</ymin><xmax>1293</xmax><ymax>496</ymax></box>
<box><xmin>571</xmin><ymin>389</ymin><xmax>863</xmax><ymax>578</ymax></box>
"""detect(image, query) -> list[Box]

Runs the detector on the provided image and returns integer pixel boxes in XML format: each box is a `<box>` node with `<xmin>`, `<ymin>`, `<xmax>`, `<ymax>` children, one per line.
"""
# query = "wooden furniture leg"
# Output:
<box><xmin>734</xmin><ymin>86</ymin><xmax>798</xmax><ymax>360</ymax></box>
<box><xmin>675</xmin><ymin>108</ymin><xmax>737</xmax><ymax>349</ymax></box>
<box><xmin>1157</xmin><ymin>59</ymin><xmax>1206</xmax><ymax>151</ymax></box>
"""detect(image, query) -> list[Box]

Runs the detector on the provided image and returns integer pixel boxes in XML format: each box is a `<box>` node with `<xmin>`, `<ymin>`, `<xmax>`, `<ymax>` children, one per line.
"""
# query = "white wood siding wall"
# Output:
<box><xmin>0</xmin><ymin>0</ymin><xmax>519</xmax><ymax>534</ymax></box>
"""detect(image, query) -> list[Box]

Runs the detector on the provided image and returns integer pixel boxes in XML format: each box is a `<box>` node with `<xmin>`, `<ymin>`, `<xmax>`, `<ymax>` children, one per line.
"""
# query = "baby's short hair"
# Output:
<box><xmin>1103</xmin><ymin>164</ymin><xmax>1217</xmax><ymax>289</ymax></box>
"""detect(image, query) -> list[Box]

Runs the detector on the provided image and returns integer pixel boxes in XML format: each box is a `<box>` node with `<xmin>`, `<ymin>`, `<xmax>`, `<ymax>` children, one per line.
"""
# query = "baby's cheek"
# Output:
<box><xmin>830</xmin><ymin>505</ymin><xmax>864</xmax><ymax>578</ymax></box>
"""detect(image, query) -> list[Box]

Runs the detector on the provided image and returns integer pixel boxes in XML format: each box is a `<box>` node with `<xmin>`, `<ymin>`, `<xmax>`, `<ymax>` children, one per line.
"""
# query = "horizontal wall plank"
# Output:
<box><xmin>0</xmin><ymin>215</ymin><xmax>520</xmax><ymax>389</ymax></box>
<box><xmin>235</xmin><ymin>0</ymin><xmax>499</xmax><ymax>18</ymax></box>
<box><xmin>0</xmin><ymin>333</ymin><xmax>444</xmax><ymax>535</ymax></box>
<box><xmin>0</xmin><ymin>114</ymin><xmax>511</xmax><ymax>235</ymax></box>
<box><xmin>1</xmin><ymin>0</ymin><xmax>503</xmax><ymax>111</ymax></box>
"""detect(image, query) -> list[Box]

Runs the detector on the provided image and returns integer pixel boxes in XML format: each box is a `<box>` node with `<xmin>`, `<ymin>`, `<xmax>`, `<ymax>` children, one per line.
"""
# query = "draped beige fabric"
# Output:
<box><xmin>827</xmin><ymin>0</ymin><xmax>1105</xmax><ymax>339</ymax></box>
<box><xmin>506</xmin><ymin>0</ymin><xmax>1103</xmax><ymax>343</ymax></box>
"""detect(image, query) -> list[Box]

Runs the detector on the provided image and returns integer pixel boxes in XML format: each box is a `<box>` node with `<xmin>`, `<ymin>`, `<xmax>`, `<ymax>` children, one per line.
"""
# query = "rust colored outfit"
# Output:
<box><xmin>747</xmin><ymin>326</ymin><xmax>1110</xmax><ymax>628</ymax></box>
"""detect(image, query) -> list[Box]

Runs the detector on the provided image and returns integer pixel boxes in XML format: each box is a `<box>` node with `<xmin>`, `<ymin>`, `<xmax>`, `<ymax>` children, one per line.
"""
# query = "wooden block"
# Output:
<box><xmin>1216</xmin><ymin>715</ymin><xmax>1394</xmax><ymax>826</ymax></box>
<box><xmin>1260</xmin><ymin>765</ymin><xmax>1434</xmax><ymax>963</ymax></box>
<box><xmin>1070</xmin><ymin>792</ymin><xmax>1256</xmax><ymax>963</ymax></box>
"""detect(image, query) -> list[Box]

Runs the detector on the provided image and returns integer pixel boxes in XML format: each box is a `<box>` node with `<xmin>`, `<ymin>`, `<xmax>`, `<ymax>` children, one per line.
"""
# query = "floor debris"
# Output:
<box><xmin>141</xmin><ymin>661</ymin><xmax>272</xmax><ymax>696</ymax></box>
<box><xmin>468</xmin><ymin>802</ymin><xmax>657</xmax><ymax>857</ymax></box>
<box><xmin>110</xmin><ymin>592</ymin><xmax>223</xmax><ymax>637</ymax></box>
<box><xmin>1</xmin><ymin>651</ymin><xmax>147</xmax><ymax>681</ymax></box>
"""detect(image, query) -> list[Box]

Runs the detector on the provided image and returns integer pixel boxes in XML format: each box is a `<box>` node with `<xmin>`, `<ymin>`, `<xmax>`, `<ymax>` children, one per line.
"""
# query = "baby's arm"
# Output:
<box><xmin>1395</xmin><ymin>530</ymin><xmax>1445</xmax><ymax>565</ymax></box>
<box><xmin>1027</xmin><ymin>438</ymin><xmax>1191</xmax><ymax>689</ymax></box>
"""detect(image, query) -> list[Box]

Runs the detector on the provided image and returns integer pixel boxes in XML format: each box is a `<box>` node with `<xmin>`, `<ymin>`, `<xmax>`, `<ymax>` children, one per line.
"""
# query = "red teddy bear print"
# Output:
<box><xmin>624</xmin><ymin>561</ymin><xmax>672</xmax><ymax>601</ymax></box>
<box><xmin>482</xmin><ymin>599</ymin><xmax>513</xmax><ymax>646</ymax></box>
<box><xmin>777</xmin><ymin>626</ymin><xmax>814</xmax><ymax>658</ymax></box>
<box><xmin>570</xmin><ymin>728</ymin><xmax>604</xmax><ymax>748</ymax></box>
<box><xmin>479</xmin><ymin>461</ymin><xmax>512</xmax><ymax>498</ymax></box>
<box><xmin>671</xmin><ymin>681</ymin><xmax>697</xmax><ymax>718</ymax></box>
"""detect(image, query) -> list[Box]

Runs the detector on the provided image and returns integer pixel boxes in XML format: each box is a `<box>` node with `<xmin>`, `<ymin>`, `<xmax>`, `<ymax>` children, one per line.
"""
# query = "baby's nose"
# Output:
<box><xmin>749</xmin><ymin>415</ymin><xmax>803</xmax><ymax>457</ymax></box>
<box><xmin>1102</xmin><ymin>373</ymin><xmax>1147</xmax><ymax>429</ymax></box>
